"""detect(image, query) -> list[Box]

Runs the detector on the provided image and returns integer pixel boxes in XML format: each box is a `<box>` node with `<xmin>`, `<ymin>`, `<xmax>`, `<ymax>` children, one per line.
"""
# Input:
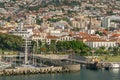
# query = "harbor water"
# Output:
<box><xmin>0</xmin><ymin>68</ymin><xmax>120</xmax><ymax>80</ymax></box>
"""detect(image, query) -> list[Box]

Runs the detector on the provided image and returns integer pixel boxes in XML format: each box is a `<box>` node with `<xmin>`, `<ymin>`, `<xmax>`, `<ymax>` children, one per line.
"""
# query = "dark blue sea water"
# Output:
<box><xmin>0</xmin><ymin>69</ymin><xmax>120</xmax><ymax>80</ymax></box>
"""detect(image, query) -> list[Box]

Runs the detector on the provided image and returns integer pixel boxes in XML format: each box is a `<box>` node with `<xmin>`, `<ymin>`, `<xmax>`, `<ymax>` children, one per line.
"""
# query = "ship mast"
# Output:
<box><xmin>25</xmin><ymin>38</ymin><xmax>28</xmax><ymax>64</ymax></box>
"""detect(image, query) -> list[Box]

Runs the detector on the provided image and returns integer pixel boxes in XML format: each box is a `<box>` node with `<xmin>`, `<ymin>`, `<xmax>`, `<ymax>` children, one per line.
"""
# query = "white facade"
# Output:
<box><xmin>59</xmin><ymin>35</ymin><xmax>75</xmax><ymax>41</ymax></box>
<box><xmin>50</xmin><ymin>30</ymin><xmax>61</xmax><ymax>36</ymax></box>
<box><xmin>101</xmin><ymin>17</ymin><xmax>111</xmax><ymax>28</ymax></box>
<box><xmin>9</xmin><ymin>22</ymin><xmax>33</xmax><ymax>39</ymax></box>
<box><xmin>87</xmin><ymin>29</ymin><xmax>95</xmax><ymax>34</ymax></box>
<box><xmin>0</xmin><ymin>8</ymin><xmax>7</xmax><ymax>14</ymax></box>
<box><xmin>32</xmin><ymin>33</ymin><xmax>47</xmax><ymax>43</ymax></box>
<box><xmin>26</xmin><ymin>14</ymin><xmax>36</xmax><ymax>25</ymax></box>
<box><xmin>85</xmin><ymin>40</ymin><xmax>116</xmax><ymax>48</ymax></box>
<box><xmin>110</xmin><ymin>22</ymin><xmax>117</xmax><ymax>28</ymax></box>
<box><xmin>32</xmin><ymin>34</ymin><xmax>75</xmax><ymax>45</ymax></box>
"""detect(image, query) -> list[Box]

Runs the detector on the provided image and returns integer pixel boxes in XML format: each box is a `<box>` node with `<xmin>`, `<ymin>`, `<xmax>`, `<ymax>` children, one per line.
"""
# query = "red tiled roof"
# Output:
<box><xmin>112</xmin><ymin>34</ymin><xmax>120</xmax><ymax>37</ymax></box>
<box><xmin>47</xmin><ymin>35</ymin><xmax>59</xmax><ymax>39</ymax></box>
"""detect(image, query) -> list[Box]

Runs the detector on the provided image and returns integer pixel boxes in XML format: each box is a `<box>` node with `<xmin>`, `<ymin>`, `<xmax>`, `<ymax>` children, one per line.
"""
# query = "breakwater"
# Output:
<box><xmin>0</xmin><ymin>66</ymin><xmax>63</xmax><ymax>76</ymax></box>
<box><xmin>0</xmin><ymin>64</ymin><xmax>80</xmax><ymax>76</ymax></box>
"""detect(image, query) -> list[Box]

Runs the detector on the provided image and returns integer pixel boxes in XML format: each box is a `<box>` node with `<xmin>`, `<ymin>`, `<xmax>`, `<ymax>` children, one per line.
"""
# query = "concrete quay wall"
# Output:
<box><xmin>63</xmin><ymin>64</ymin><xmax>81</xmax><ymax>71</ymax></box>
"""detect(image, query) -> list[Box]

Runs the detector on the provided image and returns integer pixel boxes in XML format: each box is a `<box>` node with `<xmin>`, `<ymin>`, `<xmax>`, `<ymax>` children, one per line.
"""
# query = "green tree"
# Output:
<box><xmin>28</xmin><ymin>6</ymin><xmax>40</xmax><ymax>11</ymax></box>
<box><xmin>108</xmin><ymin>47</ymin><xmax>113</xmax><ymax>55</ymax></box>
<box><xmin>56</xmin><ymin>41</ymin><xmax>63</xmax><ymax>51</ymax></box>
<box><xmin>0</xmin><ymin>2</ymin><xmax>5</xmax><ymax>8</ymax></box>
<box><xmin>113</xmin><ymin>46</ymin><xmax>120</xmax><ymax>56</ymax></box>
<box><xmin>31</xmin><ymin>41</ymin><xmax>37</xmax><ymax>54</ymax></box>
<box><xmin>38</xmin><ymin>40</ymin><xmax>42</xmax><ymax>54</ymax></box>
<box><xmin>6</xmin><ymin>16</ymin><xmax>11</xmax><ymax>22</ymax></box>
<box><xmin>56</xmin><ymin>40</ymin><xmax>89</xmax><ymax>55</ymax></box>
<box><xmin>0</xmin><ymin>34</ymin><xmax>23</xmax><ymax>51</ymax></box>
<box><xmin>50</xmin><ymin>40</ymin><xmax>56</xmax><ymax>54</ymax></box>
<box><xmin>40</xmin><ymin>44</ymin><xmax>47</xmax><ymax>54</ymax></box>
<box><xmin>95</xmin><ymin>46</ymin><xmax>106</xmax><ymax>55</ymax></box>
<box><xmin>36</xmin><ymin>18</ymin><xmax>43</xmax><ymax>25</ymax></box>
<box><xmin>95</xmin><ymin>31</ymin><xmax>103</xmax><ymax>36</ymax></box>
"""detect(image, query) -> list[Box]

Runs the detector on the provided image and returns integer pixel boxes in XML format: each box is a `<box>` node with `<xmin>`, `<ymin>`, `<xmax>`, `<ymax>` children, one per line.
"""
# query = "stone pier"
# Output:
<box><xmin>0</xmin><ymin>66</ymin><xmax>64</xmax><ymax>75</ymax></box>
<box><xmin>0</xmin><ymin>64</ymin><xmax>81</xmax><ymax>76</ymax></box>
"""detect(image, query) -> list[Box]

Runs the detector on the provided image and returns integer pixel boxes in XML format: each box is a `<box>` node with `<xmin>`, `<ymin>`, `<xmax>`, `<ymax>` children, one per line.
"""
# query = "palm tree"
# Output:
<box><xmin>108</xmin><ymin>47</ymin><xmax>113</xmax><ymax>56</ymax></box>
<box><xmin>40</xmin><ymin>44</ymin><xmax>47</xmax><ymax>54</ymax></box>
<box><xmin>38</xmin><ymin>40</ymin><xmax>42</xmax><ymax>54</ymax></box>
<box><xmin>31</xmin><ymin>41</ymin><xmax>37</xmax><ymax>54</ymax></box>
<box><xmin>50</xmin><ymin>40</ymin><xmax>56</xmax><ymax>54</ymax></box>
<box><xmin>31</xmin><ymin>41</ymin><xmax>37</xmax><ymax>65</ymax></box>
<box><xmin>91</xmin><ymin>49</ymin><xmax>95</xmax><ymax>59</ymax></box>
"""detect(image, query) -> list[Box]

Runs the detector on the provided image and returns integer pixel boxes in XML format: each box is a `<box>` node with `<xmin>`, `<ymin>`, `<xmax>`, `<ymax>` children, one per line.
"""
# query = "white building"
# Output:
<box><xmin>32</xmin><ymin>33</ymin><xmax>75</xmax><ymax>45</ymax></box>
<box><xmin>0</xmin><ymin>8</ymin><xmax>7</xmax><ymax>14</ymax></box>
<box><xmin>110</xmin><ymin>22</ymin><xmax>117</xmax><ymax>28</ymax></box>
<box><xmin>26</xmin><ymin>14</ymin><xmax>36</xmax><ymax>25</ymax></box>
<box><xmin>50</xmin><ymin>30</ymin><xmax>62</xmax><ymax>36</ymax></box>
<box><xmin>75</xmin><ymin>32</ymin><xmax>117</xmax><ymax>48</ymax></box>
<box><xmin>9</xmin><ymin>22</ymin><xmax>33</xmax><ymax>39</ymax></box>
<box><xmin>59</xmin><ymin>35</ymin><xmax>75</xmax><ymax>41</ymax></box>
<box><xmin>101</xmin><ymin>17</ymin><xmax>111</xmax><ymax>28</ymax></box>
<box><xmin>32</xmin><ymin>33</ymin><xmax>47</xmax><ymax>43</ymax></box>
<box><xmin>87</xmin><ymin>29</ymin><xmax>95</xmax><ymax>34</ymax></box>
<box><xmin>85</xmin><ymin>40</ymin><xmax>116</xmax><ymax>48</ymax></box>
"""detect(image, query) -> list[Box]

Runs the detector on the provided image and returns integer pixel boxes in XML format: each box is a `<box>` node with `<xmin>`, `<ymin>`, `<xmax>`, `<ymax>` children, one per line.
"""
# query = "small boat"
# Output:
<box><xmin>110</xmin><ymin>63</ymin><xmax>120</xmax><ymax>69</ymax></box>
<box><xmin>104</xmin><ymin>63</ymin><xmax>120</xmax><ymax>70</ymax></box>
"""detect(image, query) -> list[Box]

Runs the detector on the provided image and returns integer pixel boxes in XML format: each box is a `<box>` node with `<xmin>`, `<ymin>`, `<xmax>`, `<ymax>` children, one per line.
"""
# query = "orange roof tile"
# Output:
<box><xmin>47</xmin><ymin>35</ymin><xmax>59</xmax><ymax>39</ymax></box>
<box><xmin>112</xmin><ymin>34</ymin><xmax>120</xmax><ymax>37</ymax></box>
